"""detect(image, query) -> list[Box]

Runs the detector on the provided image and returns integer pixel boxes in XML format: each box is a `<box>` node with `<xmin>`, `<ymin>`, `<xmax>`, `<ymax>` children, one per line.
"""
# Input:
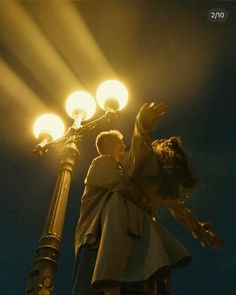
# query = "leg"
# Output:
<box><xmin>157</xmin><ymin>276</ymin><xmax>171</xmax><ymax>295</ymax></box>
<box><xmin>72</xmin><ymin>246</ymin><xmax>98</xmax><ymax>295</ymax></box>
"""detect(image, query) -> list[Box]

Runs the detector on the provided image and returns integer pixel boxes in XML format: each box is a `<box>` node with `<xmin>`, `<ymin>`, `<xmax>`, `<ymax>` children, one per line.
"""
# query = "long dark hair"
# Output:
<box><xmin>152</xmin><ymin>136</ymin><xmax>197</xmax><ymax>200</ymax></box>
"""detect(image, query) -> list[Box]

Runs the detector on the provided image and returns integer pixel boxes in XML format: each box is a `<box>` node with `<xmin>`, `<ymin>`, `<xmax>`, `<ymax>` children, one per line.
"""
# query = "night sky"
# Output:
<box><xmin>0</xmin><ymin>1</ymin><xmax>235</xmax><ymax>295</ymax></box>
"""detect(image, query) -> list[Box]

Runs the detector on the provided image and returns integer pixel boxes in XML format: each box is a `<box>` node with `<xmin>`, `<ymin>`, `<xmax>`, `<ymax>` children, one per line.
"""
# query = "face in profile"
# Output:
<box><xmin>111</xmin><ymin>137</ymin><xmax>126</xmax><ymax>157</ymax></box>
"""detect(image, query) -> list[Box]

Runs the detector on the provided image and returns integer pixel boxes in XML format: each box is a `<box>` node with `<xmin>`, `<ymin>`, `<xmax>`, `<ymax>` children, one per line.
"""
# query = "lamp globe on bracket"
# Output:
<box><xmin>65</xmin><ymin>91</ymin><xmax>96</xmax><ymax>128</ymax></box>
<box><xmin>96</xmin><ymin>80</ymin><xmax>128</xmax><ymax>112</ymax></box>
<box><xmin>33</xmin><ymin>113</ymin><xmax>65</xmax><ymax>143</ymax></box>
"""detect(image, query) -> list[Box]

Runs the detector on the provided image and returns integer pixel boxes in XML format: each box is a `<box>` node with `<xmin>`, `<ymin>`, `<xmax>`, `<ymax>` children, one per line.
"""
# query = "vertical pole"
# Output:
<box><xmin>25</xmin><ymin>138</ymin><xmax>79</xmax><ymax>295</ymax></box>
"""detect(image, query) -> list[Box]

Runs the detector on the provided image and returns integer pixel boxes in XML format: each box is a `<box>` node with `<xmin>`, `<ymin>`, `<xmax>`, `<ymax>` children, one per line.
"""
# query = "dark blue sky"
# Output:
<box><xmin>0</xmin><ymin>1</ymin><xmax>235</xmax><ymax>295</ymax></box>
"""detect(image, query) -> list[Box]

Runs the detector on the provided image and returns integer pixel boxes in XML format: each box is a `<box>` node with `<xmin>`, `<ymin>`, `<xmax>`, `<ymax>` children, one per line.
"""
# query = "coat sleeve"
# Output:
<box><xmin>122</xmin><ymin>111</ymin><xmax>154</xmax><ymax>178</ymax></box>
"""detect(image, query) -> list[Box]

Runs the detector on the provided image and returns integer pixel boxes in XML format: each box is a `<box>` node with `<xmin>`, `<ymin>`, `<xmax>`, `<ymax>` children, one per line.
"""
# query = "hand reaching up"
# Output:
<box><xmin>137</xmin><ymin>102</ymin><xmax>167</xmax><ymax>133</ymax></box>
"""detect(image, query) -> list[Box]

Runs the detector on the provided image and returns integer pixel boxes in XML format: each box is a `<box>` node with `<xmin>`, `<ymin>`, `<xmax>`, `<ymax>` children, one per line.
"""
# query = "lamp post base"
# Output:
<box><xmin>26</xmin><ymin>235</ymin><xmax>60</xmax><ymax>295</ymax></box>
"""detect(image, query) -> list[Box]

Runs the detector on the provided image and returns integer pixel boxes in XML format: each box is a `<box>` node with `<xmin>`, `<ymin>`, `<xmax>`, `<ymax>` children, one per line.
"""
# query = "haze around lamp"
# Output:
<box><xmin>33</xmin><ymin>113</ymin><xmax>65</xmax><ymax>141</ymax></box>
<box><xmin>96</xmin><ymin>80</ymin><xmax>128</xmax><ymax>111</ymax></box>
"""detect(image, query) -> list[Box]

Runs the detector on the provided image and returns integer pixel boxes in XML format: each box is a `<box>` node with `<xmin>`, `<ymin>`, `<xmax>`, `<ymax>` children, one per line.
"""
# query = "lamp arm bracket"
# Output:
<box><xmin>79</xmin><ymin>110</ymin><xmax>117</xmax><ymax>134</ymax></box>
<box><xmin>80</xmin><ymin>114</ymin><xmax>106</xmax><ymax>133</ymax></box>
<box><xmin>33</xmin><ymin>110</ymin><xmax>118</xmax><ymax>156</ymax></box>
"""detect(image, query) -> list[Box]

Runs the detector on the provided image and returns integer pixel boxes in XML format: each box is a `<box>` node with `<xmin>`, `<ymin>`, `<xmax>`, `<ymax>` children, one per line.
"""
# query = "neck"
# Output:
<box><xmin>111</xmin><ymin>153</ymin><xmax>120</xmax><ymax>162</ymax></box>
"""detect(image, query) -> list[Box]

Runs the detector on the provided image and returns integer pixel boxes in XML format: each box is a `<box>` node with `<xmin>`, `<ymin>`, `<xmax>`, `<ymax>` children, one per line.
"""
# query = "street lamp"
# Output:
<box><xmin>96</xmin><ymin>79</ymin><xmax>128</xmax><ymax>111</ymax></box>
<box><xmin>65</xmin><ymin>91</ymin><xmax>97</xmax><ymax>127</ymax></box>
<box><xmin>25</xmin><ymin>80</ymin><xmax>128</xmax><ymax>295</ymax></box>
<box><xmin>33</xmin><ymin>114</ymin><xmax>65</xmax><ymax>154</ymax></box>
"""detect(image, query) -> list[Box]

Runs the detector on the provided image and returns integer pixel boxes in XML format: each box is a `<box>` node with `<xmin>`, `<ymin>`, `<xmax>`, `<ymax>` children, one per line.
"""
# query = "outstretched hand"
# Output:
<box><xmin>196</xmin><ymin>222</ymin><xmax>224</xmax><ymax>250</ymax></box>
<box><xmin>138</xmin><ymin>101</ymin><xmax>167</xmax><ymax>132</ymax></box>
<box><xmin>200</xmin><ymin>230</ymin><xmax>224</xmax><ymax>250</ymax></box>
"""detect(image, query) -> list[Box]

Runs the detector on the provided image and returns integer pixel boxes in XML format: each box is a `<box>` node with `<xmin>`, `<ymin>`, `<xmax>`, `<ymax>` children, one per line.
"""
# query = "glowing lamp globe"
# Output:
<box><xmin>65</xmin><ymin>91</ymin><xmax>96</xmax><ymax>122</ymax></box>
<box><xmin>33</xmin><ymin>113</ymin><xmax>65</xmax><ymax>141</ymax></box>
<box><xmin>96</xmin><ymin>80</ymin><xmax>128</xmax><ymax>111</ymax></box>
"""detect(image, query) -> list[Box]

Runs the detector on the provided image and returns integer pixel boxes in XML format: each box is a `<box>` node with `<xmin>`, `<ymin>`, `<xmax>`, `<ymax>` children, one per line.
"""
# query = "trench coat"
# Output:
<box><xmin>74</xmin><ymin>125</ymin><xmax>191</xmax><ymax>291</ymax></box>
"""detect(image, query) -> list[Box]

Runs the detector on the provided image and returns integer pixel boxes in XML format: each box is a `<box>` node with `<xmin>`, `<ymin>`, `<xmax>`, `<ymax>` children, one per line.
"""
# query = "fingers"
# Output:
<box><xmin>138</xmin><ymin>101</ymin><xmax>167</xmax><ymax>130</ymax></box>
<box><xmin>200</xmin><ymin>221</ymin><xmax>214</xmax><ymax>230</ymax></box>
<box><xmin>143</xmin><ymin>101</ymin><xmax>167</xmax><ymax>117</ymax></box>
<box><xmin>152</xmin><ymin>101</ymin><xmax>166</xmax><ymax>110</ymax></box>
<box><xmin>147</xmin><ymin>101</ymin><xmax>166</xmax><ymax>110</ymax></box>
<box><xmin>139</xmin><ymin>102</ymin><xmax>150</xmax><ymax>112</ymax></box>
<box><xmin>140</xmin><ymin>101</ymin><xmax>167</xmax><ymax>111</ymax></box>
<box><xmin>151</xmin><ymin>101</ymin><xmax>167</xmax><ymax>114</ymax></box>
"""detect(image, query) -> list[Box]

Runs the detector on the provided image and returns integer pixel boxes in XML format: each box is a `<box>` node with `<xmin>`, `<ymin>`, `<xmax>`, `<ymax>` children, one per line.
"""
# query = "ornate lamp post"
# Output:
<box><xmin>25</xmin><ymin>80</ymin><xmax>128</xmax><ymax>295</ymax></box>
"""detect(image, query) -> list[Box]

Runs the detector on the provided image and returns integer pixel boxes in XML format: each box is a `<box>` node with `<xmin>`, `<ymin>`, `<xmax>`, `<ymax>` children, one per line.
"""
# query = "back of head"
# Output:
<box><xmin>152</xmin><ymin>136</ymin><xmax>197</xmax><ymax>199</ymax></box>
<box><xmin>96</xmin><ymin>130</ymin><xmax>123</xmax><ymax>155</ymax></box>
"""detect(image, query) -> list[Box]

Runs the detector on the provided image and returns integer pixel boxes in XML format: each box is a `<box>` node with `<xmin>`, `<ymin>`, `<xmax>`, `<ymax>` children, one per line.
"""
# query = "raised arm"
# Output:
<box><xmin>135</xmin><ymin>102</ymin><xmax>166</xmax><ymax>138</ymax></box>
<box><xmin>122</xmin><ymin>101</ymin><xmax>166</xmax><ymax>177</ymax></box>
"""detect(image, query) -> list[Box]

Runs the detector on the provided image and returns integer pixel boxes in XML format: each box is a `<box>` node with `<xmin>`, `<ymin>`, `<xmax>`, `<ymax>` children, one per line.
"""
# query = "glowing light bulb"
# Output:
<box><xmin>65</xmin><ymin>91</ymin><xmax>96</xmax><ymax>122</ymax></box>
<box><xmin>96</xmin><ymin>80</ymin><xmax>128</xmax><ymax>111</ymax></box>
<box><xmin>33</xmin><ymin>113</ymin><xmax>65</xmax><ymax>141</ymax></box>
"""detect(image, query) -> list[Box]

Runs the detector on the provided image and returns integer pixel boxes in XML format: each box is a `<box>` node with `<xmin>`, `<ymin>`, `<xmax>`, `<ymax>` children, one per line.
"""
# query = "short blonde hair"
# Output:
<box><xmin>96</xmin><ymin>130</ymin><xmax>123</xmax><ymax>155</ymax></box>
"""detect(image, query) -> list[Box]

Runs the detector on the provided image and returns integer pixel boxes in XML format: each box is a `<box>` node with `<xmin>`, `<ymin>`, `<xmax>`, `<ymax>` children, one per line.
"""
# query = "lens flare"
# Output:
<box><xmin>33</xmin><ymin>113</ymin><xmax>65</xmax><ymax>141</ymax></box>
<box><xmin>65</xmin><ymin>91</ymin><xmax>96</xmax><ymax>121</ymax></box>
<box><xmin>96</xmin><ymin>80</ymin><xmax>128</xmax><ymax>111</ymax></box>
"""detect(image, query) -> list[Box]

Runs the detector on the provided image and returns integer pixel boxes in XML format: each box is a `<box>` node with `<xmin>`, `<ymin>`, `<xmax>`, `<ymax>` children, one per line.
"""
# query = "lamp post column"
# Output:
<box><xmin>27</xmin><ymin>79</ymin><xmax>128</xmax><ymax>295</ymax></box>
<box><xmin>25</xmin><ymin>137</ymin><xmax>79</xmax><ymax>295</ymax></box>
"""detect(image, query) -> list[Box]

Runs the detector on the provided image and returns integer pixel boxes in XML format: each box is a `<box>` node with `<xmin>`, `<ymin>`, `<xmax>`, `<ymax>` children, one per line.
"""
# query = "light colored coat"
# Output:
<box><xmin>74</xmin><ymin>128</ymin><xmax>191</xmax><ymax>287</ymax></box>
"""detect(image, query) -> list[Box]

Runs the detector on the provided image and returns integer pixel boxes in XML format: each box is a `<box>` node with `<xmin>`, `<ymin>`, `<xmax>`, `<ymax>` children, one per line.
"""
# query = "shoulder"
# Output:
<box><xmin>85</xmin><ymin>154</ymin><xmax>122</xmax><ymax>186</ymax></box>
<box><xmin>91</xmin><ymin>154</ymin><xmax>115</xmax><ymax>164</ymax></box>
<box><xmin>89</xmin><ymin>154</ymin><xmax>117</xmax><ymax>171</ymax></box>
